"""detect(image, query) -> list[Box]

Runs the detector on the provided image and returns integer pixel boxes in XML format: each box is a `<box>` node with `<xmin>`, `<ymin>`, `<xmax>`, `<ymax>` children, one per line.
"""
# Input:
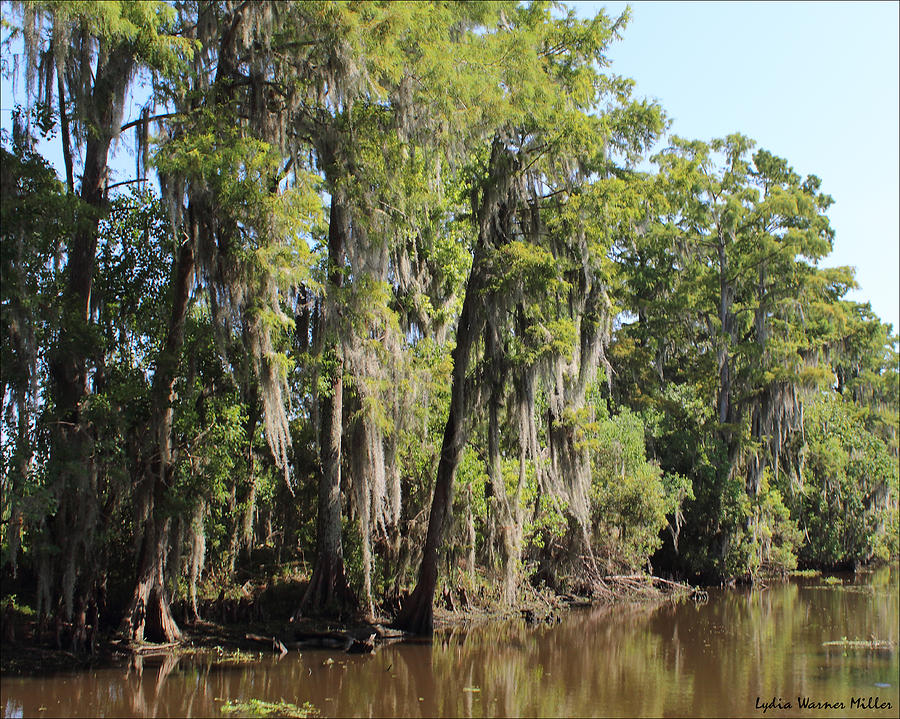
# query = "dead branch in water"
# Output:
<box><xmin>586</xmin><ymin>573</ymin><xmax>700</xmax><ymax>603</ymax></box>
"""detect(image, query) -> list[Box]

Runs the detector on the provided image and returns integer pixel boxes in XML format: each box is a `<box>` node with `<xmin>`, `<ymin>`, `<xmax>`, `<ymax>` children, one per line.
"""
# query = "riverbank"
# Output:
<box><xmin>0</xmin><ymin>573</ymin><xmax>696</xmax><ymax>677</ymax></box>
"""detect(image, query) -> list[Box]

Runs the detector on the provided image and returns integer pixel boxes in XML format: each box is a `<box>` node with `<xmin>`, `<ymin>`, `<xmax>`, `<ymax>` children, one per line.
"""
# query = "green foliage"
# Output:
<box><xmin>651</xmin><ymin>391</ymin><xmax>754</xmax><ymax>579</ymax></box>
<box><xmin>587</xmin><ymin>406</ymin><xmax>691</xmax><ymax>572</ymax></box>
<box><xmin>606</xmin><ymin>130</ymin><xmax>893</xmax><ymax>582</ymax></box>
<box><xmin>94</xmin><ymin>191</ymin><xmax>172</xmax><ymax>364</ymax></box>
<box><xmin>523</xmin><ymin>491</ymin><xmax>569</xmax><ymax>554</ymax></box>
<box><xmin>750</xmin><ymin>470</ymin><xmax>802</xmax><ymax>575</ymax></box>
<box><xmin>0</xmin><ymin>594</ymin><xmax>35</xmax><ymax>616</ymax></box>
<box><xmin>781</xmin><ymin>394</ymin><xmax>899</xmax><ymax>568</ymax></box>
<box><xmin>155</xmin><ymin>112</ymin><xmax>319</xmax><ymax>291</ymax></box>
<box><xmin>20</xmin><ymin>0</ymin><xmax>196</xmax><ymax>72</ymax></box>
<box><xmin>0</xmin><ymin>135</ymin><xmax>75</xmax><ymax>571</ymax></box>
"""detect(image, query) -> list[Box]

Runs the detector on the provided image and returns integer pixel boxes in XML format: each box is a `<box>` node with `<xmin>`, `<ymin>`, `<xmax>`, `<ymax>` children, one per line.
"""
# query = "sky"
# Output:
<box><xmin>573</xmin><ymin>0</ymin><xmax>900</xmax><ymax>332</ymax></box>
<box><xmin>2</xmin><ymin>2</ymin><xmax>898</xmax><ymax>331</ymax></box>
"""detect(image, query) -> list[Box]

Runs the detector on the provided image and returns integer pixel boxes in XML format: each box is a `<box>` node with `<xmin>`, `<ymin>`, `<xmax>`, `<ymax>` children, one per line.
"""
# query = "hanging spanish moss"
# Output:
<box><xmin>748</xmin><ymin>381</ymin><xmax>804</xmax><ymax>495</ymax></box>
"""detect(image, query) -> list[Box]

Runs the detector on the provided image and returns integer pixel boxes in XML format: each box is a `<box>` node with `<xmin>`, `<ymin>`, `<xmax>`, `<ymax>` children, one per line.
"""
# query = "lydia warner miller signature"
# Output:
<box><xmin>755</xmin><ymin>693</ymin><xmax>894</xmax><ymax>713</ymax></box>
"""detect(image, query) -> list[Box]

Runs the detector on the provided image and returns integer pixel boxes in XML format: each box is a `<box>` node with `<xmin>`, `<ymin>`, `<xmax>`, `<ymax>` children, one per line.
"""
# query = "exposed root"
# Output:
<box><xmin>296</xmin><ymin>553</ymin><xmax>357</xmax><ymax>621</ymax></box>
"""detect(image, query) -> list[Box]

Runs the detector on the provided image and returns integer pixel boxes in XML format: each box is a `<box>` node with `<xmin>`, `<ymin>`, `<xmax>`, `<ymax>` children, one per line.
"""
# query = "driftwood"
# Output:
<box><xmin>245</xmin><ymin>630</ymin><xmax>377</xmax><ymax>654</ymax></box>
<box><xmin>245</xmin><ymin>633</ymin><xmax>287</xmax><ymax>655</ymax></box>
<box><xmin>589</xmin><ymin>574</ymin><xmax>696</xmax><ymax>602</ymax></box>
<box><xmin>373</xmin><ymin>624</ymin><xmax>407</xmax><ymax>642</ymax></box>
<box><xmin>119</xmin><ymin>641</ymin><xmax>181</xmax><ymax>656</ymax></box>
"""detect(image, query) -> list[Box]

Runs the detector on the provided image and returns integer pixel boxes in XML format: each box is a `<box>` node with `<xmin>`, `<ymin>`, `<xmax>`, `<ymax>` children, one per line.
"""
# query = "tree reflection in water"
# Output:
<box><xmin>0</xmin><ymin>566</ymin><xmax>896</xmax><ymax>717</ymax></box>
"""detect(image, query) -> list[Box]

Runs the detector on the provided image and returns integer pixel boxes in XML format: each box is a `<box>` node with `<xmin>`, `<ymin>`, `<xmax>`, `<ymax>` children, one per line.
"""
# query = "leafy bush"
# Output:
<box><xmin>589</xmin><ymin>407</ymin><xmax>689</xmax><ymax>573</ymax></box>
<box><xmin>781</xmin><ymin>394</ymin><xmax>899</xmax><ymax>568</ymax></box>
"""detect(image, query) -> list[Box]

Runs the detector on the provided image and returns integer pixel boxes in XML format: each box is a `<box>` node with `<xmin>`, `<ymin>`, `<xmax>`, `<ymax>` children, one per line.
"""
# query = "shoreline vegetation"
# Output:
<box><xmin>0</xmin><ymin>570</ymin><xmax>700</xmax><ymax>676</ymax></box>
<box><xmin>1</xmin><ymin>0</ymin><xmax>897</xmax><ymax>679</ymax></box>
<box><xmin>3</xmin><ymin>564</ymin><xmax>887</xmax><ymax>678</ymax></box>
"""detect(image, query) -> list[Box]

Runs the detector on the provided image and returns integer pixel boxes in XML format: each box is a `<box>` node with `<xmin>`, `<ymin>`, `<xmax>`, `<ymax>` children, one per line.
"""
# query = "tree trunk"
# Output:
<box><xmin>121</xmin><ymin>514</ymin><xmax>182</xmax><ymax>643</ymax></box>
<box><xmin>121</xmin><ymin>206</ymin><xmax>196</xmax><ymax>642</ymax></box>
<box><xmin>393</xmin><ymin>241</ymin><xmax>487</xmax><ymax>635</ymax></box>
<box><xmin>395</xmin><ymin>266</ymin><xmax>483</xmax><ymax>635</ymax></box>
<box><xmin>51</xmin><ymin>44</ymin><xmax>132</xmax><ymax>414</ymax></box>
<box><xmin>395</xmin><ymin>140</ymin><xmax>517</xmax><ymax>635</ymax></box>
<box><xmin>301</xmin><ymin>351</ymin><xmax>355</xmax><ymax>615</ymax></box>
<box><xmin>189</xmin><ymin>503</ymin><xmax>206</xmax><ymax>623</ymax></box>
<box><xmin>747</xmin><ymin>264</ymin><xmax>770</xmax><ymax>495</ymax></box>
<box><xmin>487</xmin><ymin>388</ymin><xmax>518</xmax><ymax>601</ymax></box>
<box><xmin>46</xmin><ymin>45</ymin><xmax>135</xmax><ymax>621</ymax></box>
<box><xmin>57</xmin><ymin>70</ymin><xmax>73</xmax><ymax>195</ymax></box>
<box><xmin>301</xmin><ymin>193</ymin><xmax>356</xmax><ymax>618</ymax></box>
<box><xmin>716</xmin><ymin>233</ymin><xmax>732</xmax><ymax>428</ymax></box>
<box><xmin>242</xmin><ymin>384</ymin><xmax>260</xmax><ymax>548</ymax></box>
<box><xmin>715</xmin><ymin>229</ymin><xmax>743</xmax><ymax>474</ymax></box>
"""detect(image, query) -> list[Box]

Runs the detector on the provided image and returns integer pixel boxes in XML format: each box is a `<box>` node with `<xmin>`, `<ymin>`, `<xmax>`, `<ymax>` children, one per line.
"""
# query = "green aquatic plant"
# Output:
<box><xmin>220</xmin><ymin>698</ymin><xmax>318</xmax><ymax>718</ymax></box>
<box><xmin>214</xmin><ymin>648</ymin><xmax>263</xmax><ymax>664</ymax></box>
<box><xmin>822</xmin><ymin>637</ymin><xmax>896</xmax><ymax>650</ymax></box>
<box><xmin>789</xmin><ymin>569</ymin><xmax>820</xmax><ymax>578</ymax></box>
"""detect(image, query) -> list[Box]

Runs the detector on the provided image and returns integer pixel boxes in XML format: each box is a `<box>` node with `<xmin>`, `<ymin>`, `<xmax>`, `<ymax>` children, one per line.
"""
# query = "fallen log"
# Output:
<box><xmin>373</xmin><ymin>625</ymin><xmax>407</xmax><ymax>641</ymax></box>
<box><xmin>125</xmin><ymin>641</ymin><xmax>181</xmax><ymax>655</ymax></box>
<box><xmin>247</xmin><ymin>630</ymin><xmax>377</xmax><ymax>654</ymax></box>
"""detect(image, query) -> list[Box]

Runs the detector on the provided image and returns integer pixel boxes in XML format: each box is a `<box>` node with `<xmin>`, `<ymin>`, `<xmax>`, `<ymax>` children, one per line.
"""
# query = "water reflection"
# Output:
<box><xmin>1</xmin><ymin>566</ymin><xmax>897</xmax><ymax>717</ymax></box>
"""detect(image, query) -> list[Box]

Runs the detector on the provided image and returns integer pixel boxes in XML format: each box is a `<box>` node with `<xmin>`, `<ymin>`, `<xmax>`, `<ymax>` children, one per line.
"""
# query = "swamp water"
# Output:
<box><xmin>2</xmin><ymin>565</ymin><xmax>897</xmax><ymax>718</ymax></box>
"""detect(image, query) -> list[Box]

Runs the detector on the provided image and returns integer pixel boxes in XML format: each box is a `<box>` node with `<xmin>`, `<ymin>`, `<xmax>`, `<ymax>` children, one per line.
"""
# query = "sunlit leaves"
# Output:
<box><xmin>786</xmin><ymin>394</ymin><xmax>899</xmax><ymax>565</ymax></box>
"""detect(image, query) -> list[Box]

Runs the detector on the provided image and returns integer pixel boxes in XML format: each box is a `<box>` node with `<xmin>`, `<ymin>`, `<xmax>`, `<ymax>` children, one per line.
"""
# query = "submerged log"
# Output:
<box><xmin>373</xmin><ymin>625</ymin><xmax>407</xmax><ymax>642</ymax></box>
<box><xmin>345</xmin><ymin>633</ymin><xmax>376</xmax><ymax>654</ymax></box>
<box><xmin>246</xmin><ymin>629</ymin><xmax>376</xmax><ymax>654</ymax></box>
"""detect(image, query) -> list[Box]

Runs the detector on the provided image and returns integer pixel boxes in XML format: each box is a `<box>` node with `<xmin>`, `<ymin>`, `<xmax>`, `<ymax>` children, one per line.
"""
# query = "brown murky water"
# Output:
<box><xmin>2</xmin><ymin>565</ymin><xmax>898</xmax><ymax>718</ymax></box>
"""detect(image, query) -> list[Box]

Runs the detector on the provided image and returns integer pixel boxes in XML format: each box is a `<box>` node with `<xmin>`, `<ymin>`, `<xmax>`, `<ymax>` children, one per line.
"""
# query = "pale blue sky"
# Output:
<box><xmin>576</xmin><ymin>0</ymin><xmax>899</xmax><ymax>331</ymax></box>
